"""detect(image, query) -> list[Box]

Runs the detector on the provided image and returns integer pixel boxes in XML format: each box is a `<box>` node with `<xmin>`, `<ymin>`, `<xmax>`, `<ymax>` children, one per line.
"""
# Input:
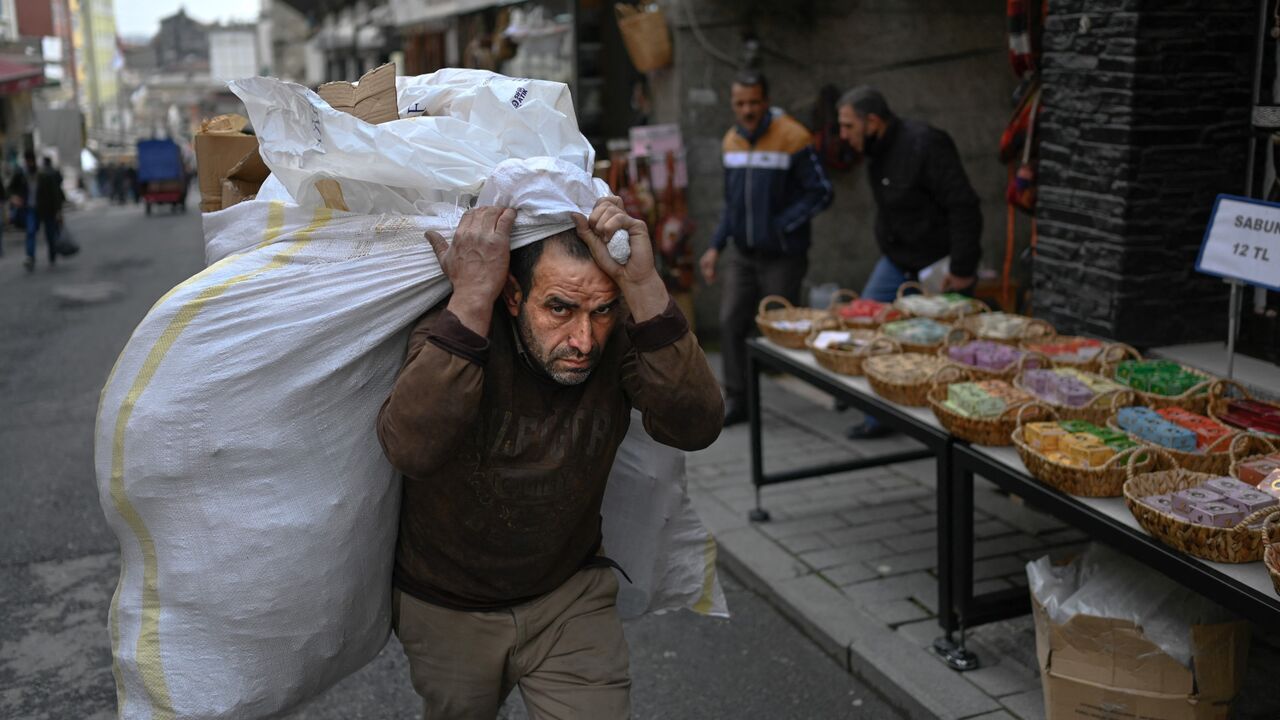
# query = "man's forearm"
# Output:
<box><xmin>620</xmin><ymin>273</ymin><xmax>671</xmax><ymax>324</ymax></box>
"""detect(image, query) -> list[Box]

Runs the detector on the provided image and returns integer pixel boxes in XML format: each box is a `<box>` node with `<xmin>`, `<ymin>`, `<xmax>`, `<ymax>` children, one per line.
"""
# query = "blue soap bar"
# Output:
<box><xmin>1118</xmin><ymin>408</ymin><xmax>1196</xmax><ymax>452</ymax></box>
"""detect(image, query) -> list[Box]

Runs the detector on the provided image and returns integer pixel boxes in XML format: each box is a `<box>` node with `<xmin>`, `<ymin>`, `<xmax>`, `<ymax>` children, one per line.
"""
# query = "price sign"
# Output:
<box><xmin>1196</xmin><ymin>194</ymin><xmax>1280</xmax><ymax>291</ymax></box>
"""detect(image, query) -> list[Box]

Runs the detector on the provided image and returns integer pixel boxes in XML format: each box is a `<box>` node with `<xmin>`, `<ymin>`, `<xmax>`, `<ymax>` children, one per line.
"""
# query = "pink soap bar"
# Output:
<box><xmin>1171</xmin><ymin>487</ymin><xmax>1224</xmax><ymax>514</ymax></box>
<box><xmin>1187</xmin><ymin>501</ymin><xmax>1245</xmax><ymax>528</ymax></box>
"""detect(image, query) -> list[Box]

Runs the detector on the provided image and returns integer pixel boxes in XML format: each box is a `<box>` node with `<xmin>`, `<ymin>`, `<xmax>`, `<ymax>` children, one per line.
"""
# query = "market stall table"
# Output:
<box><xmin>746</xmin><ymin>338</ymin><xmax>969</xmax><ymax>665</ymax></box>
<box><xmin>948</xmin><ymin>442</ymin><xmax>1280</xmax><ymax>649</ymax></box>
<box><xmin>744</xmin><ymin>336</ymin><xmax>1280</xmax><ymax>674</ymax></box>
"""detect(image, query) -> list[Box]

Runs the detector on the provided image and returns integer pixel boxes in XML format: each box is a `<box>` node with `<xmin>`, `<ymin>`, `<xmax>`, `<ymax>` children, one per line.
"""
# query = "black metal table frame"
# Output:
<box><xmin>947</xmin><ymin>443</ymin><xmax>1280</xmax><ymax>636</ymax></box>
<box><xmin>745</xmin><ymin>340</ymin><xmax>979</xmax><ymax>666</ymax></box>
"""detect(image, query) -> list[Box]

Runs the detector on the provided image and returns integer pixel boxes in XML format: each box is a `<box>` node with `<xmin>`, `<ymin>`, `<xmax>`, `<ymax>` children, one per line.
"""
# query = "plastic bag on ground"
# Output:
<box><xmin>1026</xmin><ymin>544</ymin><xmax>1234</xmax><ymax>667</ymax></box>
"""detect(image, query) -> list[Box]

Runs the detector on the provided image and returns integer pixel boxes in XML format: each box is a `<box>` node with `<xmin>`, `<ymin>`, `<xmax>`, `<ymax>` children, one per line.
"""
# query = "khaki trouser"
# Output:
<box><xmin>393</xmin><ymin>567</ymin><xmax>631</xmax><ymax>720</ymax></box>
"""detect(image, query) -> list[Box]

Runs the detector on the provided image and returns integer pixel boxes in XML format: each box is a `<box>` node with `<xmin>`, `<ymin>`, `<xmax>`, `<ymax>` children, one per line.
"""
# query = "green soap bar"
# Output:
<box><xmin>1059</xmin><ymin>420</ymin><xmax>1098</xmax><ymax>433</ymax></box>
<box><xmin>1106</xmin><ymin>438</ymin><xmax>1139</xmax><ymax>451</ymax></box>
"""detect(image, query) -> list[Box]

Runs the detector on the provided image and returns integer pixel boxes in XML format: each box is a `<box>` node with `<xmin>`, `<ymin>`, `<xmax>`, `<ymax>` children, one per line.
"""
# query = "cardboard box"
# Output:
<box><xmin>1033</xmin><ymin>595</ymin><xmax>1249</xmax><ymax>720</ymax></box>
<box><xmin>194</xmin><ymin>114</ymin><xmax>259</xmax><ymax>213</ymax></box>
<box><xmin>220</xmin><ymin>147</ymin><xmax>270</xmax><ymax>210</ymax></box>
<box><xmin>316</xmin><ymin>63</ymin><xmax>398</xmax><ymax>126</ymax></box>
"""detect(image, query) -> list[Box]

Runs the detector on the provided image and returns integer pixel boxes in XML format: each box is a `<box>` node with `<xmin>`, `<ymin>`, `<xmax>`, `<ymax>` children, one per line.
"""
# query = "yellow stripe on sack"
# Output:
<box><xmin>691</xmin><ymin>534</ymin><xmax>720</xmax><ymax>615</ymax></box>
<box><xmin>107</xmin><ymin>204</ymin><xmax>328</xmax><ymax>718</ymax></box>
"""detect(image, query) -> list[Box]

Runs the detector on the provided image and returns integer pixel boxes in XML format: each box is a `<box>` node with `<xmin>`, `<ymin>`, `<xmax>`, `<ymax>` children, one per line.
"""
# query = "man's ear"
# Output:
<box><xmin>502</xmin><ymin>275</ymin><xmax>522</xmax><ymax>317</ymax></box>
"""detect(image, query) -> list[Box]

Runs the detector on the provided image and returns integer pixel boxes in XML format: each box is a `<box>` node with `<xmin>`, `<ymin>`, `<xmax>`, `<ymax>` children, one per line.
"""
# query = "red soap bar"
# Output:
<box><xmin>1156</xmin><ymin>408</ymin><xmax>1233</xmax><ymax>449</ymax></box>
<box><xmin>1236</xmin><ymin>455</ymin><xmax>1280</xmax><ymax>485</ymax></box>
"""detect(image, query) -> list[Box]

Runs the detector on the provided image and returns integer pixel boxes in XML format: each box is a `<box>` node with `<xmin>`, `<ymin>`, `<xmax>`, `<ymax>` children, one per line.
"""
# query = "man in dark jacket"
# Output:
<box><xmin>10</xmin><ymin>152</ymin><xmax>65</xmax><ymax>271</ymax></box>
<box><xmin>700</xmin><ymin>71</ymin><xmax>834</xmax><ymax>426</ymax></box>
<box><xmin>838</xmin><ymin>86</ymin><xmax>983</xmax><ymax>438</ymax></box>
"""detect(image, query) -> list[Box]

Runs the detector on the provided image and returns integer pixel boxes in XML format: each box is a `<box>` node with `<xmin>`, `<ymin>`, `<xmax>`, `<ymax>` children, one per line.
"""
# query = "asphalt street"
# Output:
<box><xmin>0</xmin><ymin>197</ymin><xmax>901</xmax><ymax>720</ymax></box>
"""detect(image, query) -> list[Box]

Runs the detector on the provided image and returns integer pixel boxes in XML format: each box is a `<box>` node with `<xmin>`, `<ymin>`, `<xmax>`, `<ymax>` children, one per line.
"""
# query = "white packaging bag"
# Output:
<box><xmin>98</xmin><ymin>68</ymin><xmax>726</xmax><ymax>720</ymax></box>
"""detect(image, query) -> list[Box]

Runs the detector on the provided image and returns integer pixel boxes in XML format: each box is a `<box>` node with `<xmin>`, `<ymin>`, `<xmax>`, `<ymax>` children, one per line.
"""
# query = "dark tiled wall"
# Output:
<box><xmin>1032</xmin><ymin>1</ymin><xmax>1254</xmax><ymax>346</ymax></box>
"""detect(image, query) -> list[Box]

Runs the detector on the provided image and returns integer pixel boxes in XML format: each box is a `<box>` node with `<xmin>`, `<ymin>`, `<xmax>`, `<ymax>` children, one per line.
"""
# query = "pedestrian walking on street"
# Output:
<box><xmin>837</xmin><ymin>86</ymin><xmax>983</xmax><ymax>439</ymax></box>
<box><xmin>9</xmin><ymin>152</ymin><xmax>65</xmax><ymax>272</ymax></box>
<box><xmin>700</xmin><ymin>71</ymin><xmax>834</xmax><ymax>427</ymax></box>
<box><xmin>376</xmin><ymin>198</ymin><xmax>723</xmax><ymax>719</ymax></box>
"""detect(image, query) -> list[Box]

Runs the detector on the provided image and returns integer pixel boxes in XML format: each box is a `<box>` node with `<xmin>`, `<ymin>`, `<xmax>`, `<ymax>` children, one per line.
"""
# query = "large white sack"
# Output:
<box><xmin>604</xmin><ymin>411</ymin><xmax>727</xmax><ymax>619</ymax></box>
<box><xmin>97</xmin><ymin>201</ymin><xmax>451</xmax><ymax>719</ymax></box>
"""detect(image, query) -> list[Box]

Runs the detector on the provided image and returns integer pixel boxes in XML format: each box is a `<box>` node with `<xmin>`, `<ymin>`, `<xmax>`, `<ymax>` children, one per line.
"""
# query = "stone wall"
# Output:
<box><xmin>1033</xmin><ymin>0</ymin><xmax>1255</xmax><ymax>346</ymax></box>
<box><xmin>650</xmin><ymin>0</ymin><xmax>1019</xmax><ymax>339</ymax></box>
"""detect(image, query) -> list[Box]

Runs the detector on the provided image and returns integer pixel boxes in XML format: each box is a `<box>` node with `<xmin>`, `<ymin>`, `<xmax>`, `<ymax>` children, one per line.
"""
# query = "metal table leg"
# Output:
<box><xmin>747</xmin><ymin>348</ymin><xmax>769</xmax><ymax>522</ymax></box>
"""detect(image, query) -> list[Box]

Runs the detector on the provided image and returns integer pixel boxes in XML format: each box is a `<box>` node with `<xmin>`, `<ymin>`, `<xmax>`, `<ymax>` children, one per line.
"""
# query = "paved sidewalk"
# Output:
<box><xmin>688</xmin><ymin>367</ymin><xmax>1280</xmax><ymax>720</ymax></box>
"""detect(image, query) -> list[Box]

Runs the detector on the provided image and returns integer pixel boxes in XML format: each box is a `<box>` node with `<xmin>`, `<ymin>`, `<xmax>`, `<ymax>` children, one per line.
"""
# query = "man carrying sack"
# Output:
<box><xmin>376</xmin><ymin>197</ymin><xmax>723</xmax><ymax>719</ymax></box>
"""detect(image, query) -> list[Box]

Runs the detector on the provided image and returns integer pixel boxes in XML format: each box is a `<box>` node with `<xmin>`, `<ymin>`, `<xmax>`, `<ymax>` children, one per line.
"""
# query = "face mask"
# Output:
<box><xmin>861</xmin><ymin>129</ymin><xmax>880</xmax><ymax>157</ymax></box>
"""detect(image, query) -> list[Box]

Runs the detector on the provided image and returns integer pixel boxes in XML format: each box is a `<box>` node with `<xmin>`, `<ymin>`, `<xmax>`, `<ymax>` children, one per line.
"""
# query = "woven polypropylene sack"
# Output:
<box><xmin>97</xmin><ymin>200</ymin><xmax>453</xmax><ymax>719</ymax></box>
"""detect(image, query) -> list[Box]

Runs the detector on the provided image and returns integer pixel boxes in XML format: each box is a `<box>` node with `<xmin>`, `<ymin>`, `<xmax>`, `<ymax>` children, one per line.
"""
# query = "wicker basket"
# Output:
<box><xmin>891</xmin><ymin>281</ymin><xmax>987</xmax><ymax>320</ymax></box>
<box><xmin>1011</xmin><ymin>404</ymin><xmax>1155</xmax><ymax>497</ymax></box>
<box><xmin>615</xmin><ymin>4</ymin><xmax>672</xmax><ymax>72</ymax></box>
<box><xmin>1123</xmin><ymin>448</ymin><xmax>1277</xmax><ymax>563</ymax></box>
<box><xmin>1264</xmin><ymin>514</ymin><xmax>1280</xmax><ymax>597</ymax></box>
<box><xmin>755</xmin><ymin>295</ymin><xmax>830</xmax><ymax>349</ymax></box>
<box><xmin>939</xmin><ymin>330</ymin><xmax>1050</xmax><ymax>381</ymax></box>
<box><xmin>1207</xmin><ymin>379</ymin><xmax>1280</xmax><ymax>439</ymax></box>
<box><xmin>1100</xmin><ymin>359</ymin><xmax>1216</xmax><ymax>413</ymax></box>
<box><xmin>1022</xmin><ymin>337</ymin><xmax>1141</xmax><ymax>374</ymax></box>
<box><xmin>927</xmin><ymin>376</ymin><xmax>1049</xmax><ymax>446</ymax></box>
<box><xmin>958</xmin><ymin>312</ymin><xmax>1056</xmax><ymax>347</ymax></box>
<box><xmin>832</xmin><ymin>289</ymin><xmax>903</xmax><ymax>330</ymax></box>
<box><xmin>805</xmin><ymin>326</ymin><xmax>901</xmax><ymax>377</ymax></box>
<box><xmin>1104</xmin><ymin>412</ymin><xmax>1245</xmax><ymax>476</ymax></box>
<box><xmin>864</xmin><ymin>354</ymin><xmax>956</xmax><ymax>407</ymax></box>
<box><xmin>878</xmin><ymin>318</ymin><xmax>954</xmax><ymax>354</ymax></box>
<box><xmin>1226</xmin><ymin>435</ymin><xmax>1280</xmax><ymax>483</ymax></box>
<box><xmin>1012</xmin><ymin>370</ymin><xmax>1135</xmax><ymax>425</ymax></box>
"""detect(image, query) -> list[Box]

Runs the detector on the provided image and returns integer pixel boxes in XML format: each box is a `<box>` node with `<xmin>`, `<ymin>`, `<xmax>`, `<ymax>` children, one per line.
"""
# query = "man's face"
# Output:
<box><xmin>838</xmin><ymin>105</ymin><xmax>868</xmax><ymax>153</ymax></box>
<box><xmin>506</xmin><ymin>243</ymin><xmax>621</xmax><ymax>385</ymax></box>
<box><xmin>731</xmin><ymin>83</ymin><xmax>767</xmax><ymax>134</ymax></box>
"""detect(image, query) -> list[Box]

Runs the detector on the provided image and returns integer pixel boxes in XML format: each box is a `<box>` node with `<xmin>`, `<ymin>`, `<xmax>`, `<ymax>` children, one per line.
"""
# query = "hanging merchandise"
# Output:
<box><xmin>811</xmin><ymin>84</ymin><xmax>857</xmax><ymax>172</ymax></box>
<box><xmin>615</xmin><ymin>3</ymin><xmax>673</xmax><ymax>72</ymax></box>
<box><xmin>1004</xmin><ymin>87</ymin><xmax>1041</xmax><ymax>212</ymax></box>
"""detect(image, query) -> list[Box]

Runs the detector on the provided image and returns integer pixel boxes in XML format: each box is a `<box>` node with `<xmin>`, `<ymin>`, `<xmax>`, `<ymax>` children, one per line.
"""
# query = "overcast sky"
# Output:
<box><xmin>115</xmin><ymin>0</ymin><xmax>261</xmax><ymax>40</ymax></box>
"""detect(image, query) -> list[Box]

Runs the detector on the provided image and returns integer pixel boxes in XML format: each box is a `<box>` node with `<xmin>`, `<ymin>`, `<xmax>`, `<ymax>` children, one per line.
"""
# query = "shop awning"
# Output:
<box><xmin>0</xmin><ymin>59</ymin><xmax>44</xmax><ymax>95</ymax></box>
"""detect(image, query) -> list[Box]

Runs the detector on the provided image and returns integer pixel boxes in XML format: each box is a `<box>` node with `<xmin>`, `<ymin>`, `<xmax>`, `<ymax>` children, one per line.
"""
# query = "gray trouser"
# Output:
<box><xmin>719</xmin><ymin>247</ymin><xmax>808</xmax><ymax>407</ymax></box>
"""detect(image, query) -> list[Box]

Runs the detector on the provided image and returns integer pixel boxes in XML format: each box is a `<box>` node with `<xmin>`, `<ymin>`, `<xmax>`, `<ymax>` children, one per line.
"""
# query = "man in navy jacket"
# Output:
<box><xmin>700</xmin><ymin>71</ymin><xmax>833</xmax><ymax>426</ymax></box>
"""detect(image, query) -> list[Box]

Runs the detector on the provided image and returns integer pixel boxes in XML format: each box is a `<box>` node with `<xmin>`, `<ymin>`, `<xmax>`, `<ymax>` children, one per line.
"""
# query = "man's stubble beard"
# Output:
<box><xmin>516</xmin><ymin>304</ymin><xmax>601</xmax><ymax>386</ymax></box>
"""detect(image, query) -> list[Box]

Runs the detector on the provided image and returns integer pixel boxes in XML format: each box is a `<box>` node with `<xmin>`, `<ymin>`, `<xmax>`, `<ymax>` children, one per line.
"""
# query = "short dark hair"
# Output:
<box><xmin>732</xmin><ymin>70</ymin><xmax>769</xmax><ymax>98</ymax></box>
<box><xmin>838</xmin><ymin>86</ymin><xmax>895</xmax><ymax>122</ymax></box>
<box><xmin>509</xmin><ymin>229</ymin><xmax>594</xmax><ymax>297</ymax></box>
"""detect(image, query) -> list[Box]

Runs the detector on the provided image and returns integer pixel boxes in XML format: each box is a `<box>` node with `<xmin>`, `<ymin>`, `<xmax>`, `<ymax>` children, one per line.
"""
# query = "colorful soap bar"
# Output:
<box><xmin>946</xmin><ymin>383</ymin><xmax>1006</xmax><ymax>418</ymax></box>
<box><xmin>1025</xmin><ymin>422</ymin><xmax>1066</xmax><ymax>451</ymax></box>
<box><xmin>1062</xmin><ymin>433</ymin><xmax>1114</xmax><ymax>467</ymax></box>
<box><xmin>1114</xmin><ymin>360</ymin><xmax>1206</xmax><ymax>397</ymax></box>
<box><xmin>1187</xmin><ymin>501</ymin><xmax>1246</xmax><ymax>528</ymax></box>
<box><xmin>1236</xmin><ymin>454</ymin><xmax>1280</xmax><ymax>486</ymax></box>
<box><xmin>1156</xmin><ymin>407</ymin><xmax>1233</xmax><ymax>450</ymax></box>
<box><xmin>1141</xmin><ymin>493</ymin><xmax>1178</xmax><ymax>514</ymax></box>
<box><xmin>1214</xmin><ymin>484</ymin><xmax>1277</xmax><ymax>515</ymax></box>
<box><xmin>1257</xmin><ymin>469</ymin><xmax>1280</xmax><ymax>500</ymax></box>
<box><xmin>1202</xmin><ymin>477</ymin><xmax>1256</xmax><ymax>497</ymax></box>
<box><xmin>882</xmin><ymin>318</ymin><xmax>950</xmax><ymax>345</ymax></box>
<box><xmin>1171</xmin><ymin>487</ymin><xmax>1225</xmax><ymax>514</ymax></box>
<box><xmin>1116</xmin><ymin>407</ymin><xmax>1197</xmax><ymax>452</ymax></box>
<box><xmin>971</xmin><ymin>312</ymin><xmax>1029</xmax><ymax>340</ymax></box>
<box><xmin>1026</xmin><ymin>337</ymin><xmax>1103</xmax><ymax>362</ymax></box>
